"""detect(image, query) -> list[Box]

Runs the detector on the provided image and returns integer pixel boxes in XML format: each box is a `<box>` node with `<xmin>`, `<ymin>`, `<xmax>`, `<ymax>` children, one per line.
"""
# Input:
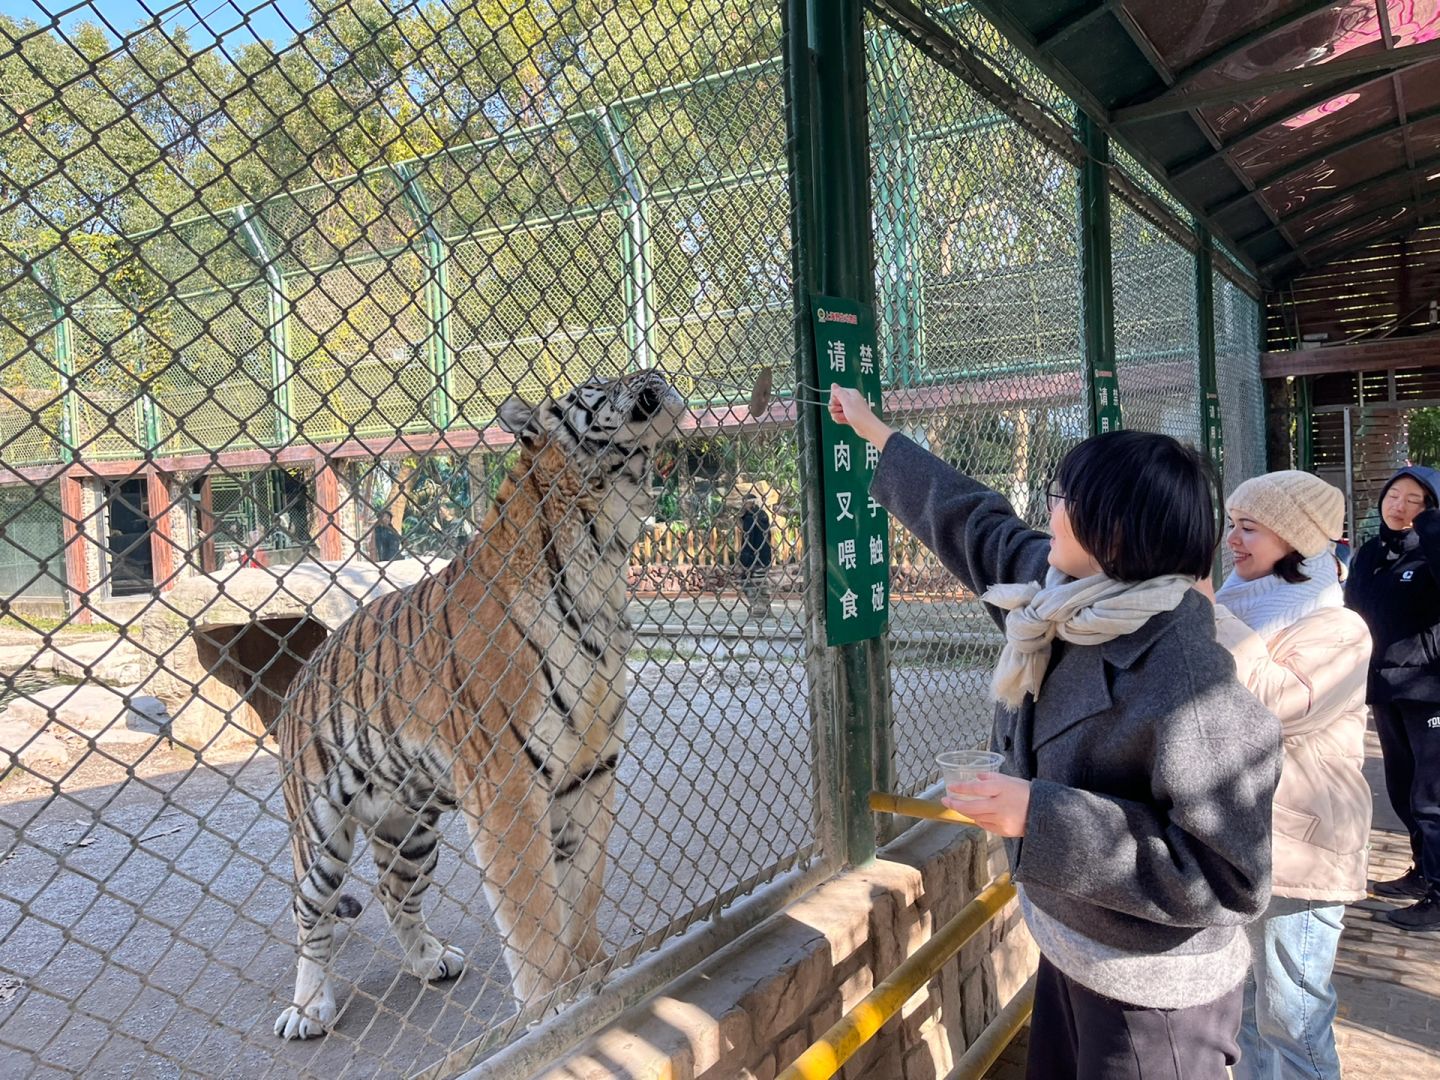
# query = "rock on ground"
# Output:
<box><xmin>0</xmin><ymin>682</ymin><xmax>170</xmax><ymax>771</ymax></box>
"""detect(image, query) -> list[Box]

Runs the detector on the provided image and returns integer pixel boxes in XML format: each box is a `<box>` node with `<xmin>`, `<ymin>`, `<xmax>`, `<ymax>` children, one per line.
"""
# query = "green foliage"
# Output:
<box><xmin>397</xmin><ymin>454</ymin><xmax>475</xmax><ymax>555</ymax></box>
<box><xmin>0</xmin><ymin>2</ymin><xmax>790</xmax><ymax>463</ymax></box>
<box><xmin>1410</xmin><ymin>408</ymin><xmax>1440</xmax><ymax>468</ymax></box>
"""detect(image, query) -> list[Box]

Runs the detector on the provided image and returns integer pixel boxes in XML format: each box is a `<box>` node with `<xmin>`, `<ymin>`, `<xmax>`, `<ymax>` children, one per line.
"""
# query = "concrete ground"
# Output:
<box><xmin>984</xmin><ymin>726</ymin><xmax>1440</xmax><ymax>1080</ymax></box>
<box><xmin>0</xmin><ymin>594</ymin><xmax>995</xmax><ymax>1079</ymax></box>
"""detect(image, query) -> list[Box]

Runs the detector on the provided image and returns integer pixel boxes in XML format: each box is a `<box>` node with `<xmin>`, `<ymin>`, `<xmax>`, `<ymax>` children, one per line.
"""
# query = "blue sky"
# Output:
<box><xmin>0</xmin><ymin>1</ymin><xmax>315</xmax><ymax>50</ymax></box>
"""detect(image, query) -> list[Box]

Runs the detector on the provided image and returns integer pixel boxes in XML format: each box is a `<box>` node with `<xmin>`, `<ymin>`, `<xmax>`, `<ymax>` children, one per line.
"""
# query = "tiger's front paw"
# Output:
<box><xmin>274</xmin><ymin>999</ymin><xmax>336</xmax><ymax>1040</ymax></box>
<box><xmin>404</xmin><ymin>941</ymin><xmax>465</xmax><ymax>982</ymax></box>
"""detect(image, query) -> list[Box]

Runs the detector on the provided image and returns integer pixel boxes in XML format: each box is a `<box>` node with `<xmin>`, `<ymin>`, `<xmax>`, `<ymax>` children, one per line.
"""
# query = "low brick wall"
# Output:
<box><xmin>535</xmin><ymin>821</ymin><xmax>1037</xmax><ymax>1080</ymax></box>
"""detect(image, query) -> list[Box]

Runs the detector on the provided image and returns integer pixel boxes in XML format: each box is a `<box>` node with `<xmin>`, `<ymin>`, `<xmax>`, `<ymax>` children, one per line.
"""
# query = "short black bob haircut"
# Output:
<box><xmin>1053</xmin><ymin>430</ymin><xmax>1218</xmax><ymax>583</ymax></box>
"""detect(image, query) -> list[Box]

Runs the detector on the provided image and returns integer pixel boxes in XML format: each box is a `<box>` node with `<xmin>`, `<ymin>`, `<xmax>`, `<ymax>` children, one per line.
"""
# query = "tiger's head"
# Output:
<box><xmin>497</xmin><ymin>369</ymin><xmax>686</xmax><ymax>461</ymax></box>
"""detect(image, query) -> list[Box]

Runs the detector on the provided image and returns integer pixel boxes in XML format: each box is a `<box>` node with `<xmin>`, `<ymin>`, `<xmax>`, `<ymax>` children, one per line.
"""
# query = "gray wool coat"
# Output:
<box><xmin>872</xmin><ymin>434</ymin><xmax>1281</xmax><ymax>1004</ymax></box>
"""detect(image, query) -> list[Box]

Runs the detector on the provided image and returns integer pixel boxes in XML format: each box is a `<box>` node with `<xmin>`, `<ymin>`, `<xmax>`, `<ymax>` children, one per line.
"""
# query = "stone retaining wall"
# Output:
<box><xmin>533</xmin><ymin>823</ymin><xmax>1036</xmax><ymax>1080</ymax></box>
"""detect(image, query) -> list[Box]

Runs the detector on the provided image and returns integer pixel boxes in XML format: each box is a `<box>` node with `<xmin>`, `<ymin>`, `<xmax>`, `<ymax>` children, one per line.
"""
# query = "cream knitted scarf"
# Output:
<box><xmin>983</xmin><ymin>569</ymin><xmax>1194</xmax><ymax>708</ymax></box>
<box><xmin>1213</xmin><ymin>549</ymin><xmax>1341</xmax><ymax>640</ymax></box>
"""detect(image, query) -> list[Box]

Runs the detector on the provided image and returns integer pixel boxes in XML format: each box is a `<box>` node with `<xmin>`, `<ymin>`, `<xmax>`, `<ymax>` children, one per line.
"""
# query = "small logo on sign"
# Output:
<box><xmin>1429</xmin><ymin>716</ymin><xmax>1440</xmax><ymax>730</ymax></box>
<box><xmin>1402</xmin><ymin>569</ymin><xmax>1415</xmax><ymax>581</ymax></box>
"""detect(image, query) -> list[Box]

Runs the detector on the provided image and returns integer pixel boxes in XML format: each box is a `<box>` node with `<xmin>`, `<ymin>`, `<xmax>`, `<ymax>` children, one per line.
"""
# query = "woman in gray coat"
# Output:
<box><xmin>831</xmin><ymin>387</ymin><xmax>1280</xmax><ymax>1080</ymax></box>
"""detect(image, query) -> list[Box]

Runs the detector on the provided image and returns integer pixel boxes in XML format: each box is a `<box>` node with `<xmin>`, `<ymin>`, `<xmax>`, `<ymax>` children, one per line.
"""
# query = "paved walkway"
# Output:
<box><xmin>986</xmin><ymin>726</ymin><xmax>1440</xmax><ymax>1079</ymax></box>
<box><xmin>1330</xmin><ymin>727</ymin><xmax>1439</xmax><ymax>1077</ymax></box>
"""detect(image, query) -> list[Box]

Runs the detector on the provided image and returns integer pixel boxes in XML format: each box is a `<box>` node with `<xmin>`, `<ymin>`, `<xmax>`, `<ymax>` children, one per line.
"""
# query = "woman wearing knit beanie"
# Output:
<box><xmin>1212</xmin><ymin>471</ymin><xmax>1372</xmax><ymax>1080</ymax></box>
<box><xmin>1344</xmin><ymin>465</ymin><xmax>1440</xmax><ymax>929</ymax></box>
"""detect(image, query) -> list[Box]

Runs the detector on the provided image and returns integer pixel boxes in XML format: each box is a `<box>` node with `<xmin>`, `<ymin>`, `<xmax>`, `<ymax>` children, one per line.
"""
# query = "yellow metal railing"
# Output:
<box><xmin>775</xmin><ymin>791</ymin><xmax>1031</xmax><ymax>1080</ymax></box>
<box><xmin>949</xmin><ymin>972</ymin><xmax>1037</xmax><ymax>1080</ymax></box>
<box><xmin>867</xmin><ymin>790</ymin><xmax>974</xmax><ymax>826</ymax></box>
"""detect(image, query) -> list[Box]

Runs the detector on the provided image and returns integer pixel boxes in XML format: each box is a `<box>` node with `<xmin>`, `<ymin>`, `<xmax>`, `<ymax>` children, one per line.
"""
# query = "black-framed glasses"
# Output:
<box><xmin>1045</xmin><ymin>483</ymin><xmax>1068</xmax><ymax>513</ymax></box>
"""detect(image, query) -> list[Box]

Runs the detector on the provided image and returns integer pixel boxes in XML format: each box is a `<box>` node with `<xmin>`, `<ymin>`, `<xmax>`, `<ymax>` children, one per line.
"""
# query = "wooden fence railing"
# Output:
<box><xmin>629</xmin><ymin>524</ymin><xmax>969</xmax><ymax>599</ymax></box>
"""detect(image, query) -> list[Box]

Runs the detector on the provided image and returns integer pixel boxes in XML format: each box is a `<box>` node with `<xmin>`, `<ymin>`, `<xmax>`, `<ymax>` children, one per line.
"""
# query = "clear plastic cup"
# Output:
<box><xmin>937</xmin><ymin>750</ymin><xmax>1005</xmax><ymax>800</ymax></box>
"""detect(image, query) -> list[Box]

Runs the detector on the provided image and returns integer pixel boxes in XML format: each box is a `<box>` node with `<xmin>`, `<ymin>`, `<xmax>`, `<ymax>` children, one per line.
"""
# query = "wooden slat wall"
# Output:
<box><xmin>1267</xmin><ymin>222</ymin><xmax>1440</xmax><ymax>349</ymax></box>
<box><xmin>1304</xmin><ymin>364</ymin><xmax>1438</xmax><ymax>542</ymax></box>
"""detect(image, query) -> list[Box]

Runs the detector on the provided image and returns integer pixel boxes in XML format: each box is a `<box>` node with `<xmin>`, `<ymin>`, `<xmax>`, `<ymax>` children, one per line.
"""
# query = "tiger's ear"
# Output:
<box><xmin>497</xmin><ymin>396</ymin><xmax>539</xmax><ymax>436</ymax></box>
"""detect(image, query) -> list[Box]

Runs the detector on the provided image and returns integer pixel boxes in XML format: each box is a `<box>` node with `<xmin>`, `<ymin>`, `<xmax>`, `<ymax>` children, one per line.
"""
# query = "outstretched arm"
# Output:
<box><xmin>829</xmin><ymin>386</ymin><xmax>1052</xmax><ymax>601</ymax></box>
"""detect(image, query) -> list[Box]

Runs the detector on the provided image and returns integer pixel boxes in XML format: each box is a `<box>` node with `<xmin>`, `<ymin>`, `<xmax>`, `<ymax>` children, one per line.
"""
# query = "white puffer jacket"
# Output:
<box><xmin>1214</xmin><ymin>604</ymin><xmax>1373</xmax><ymax>902</ymax></box>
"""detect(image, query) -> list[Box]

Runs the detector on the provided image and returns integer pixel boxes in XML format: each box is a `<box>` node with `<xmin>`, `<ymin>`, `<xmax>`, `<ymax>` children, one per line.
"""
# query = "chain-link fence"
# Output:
<box><xmin>1110</xmin><ymin>197</ymin><xmax>1202</xmax><ymax>448</ymax></box>
<box><xmin>0</xmin><ymin>2</ymin><xmax>1267</xmax><ymax>1077</ymax></box>
<box><xmin>865</xmin><ymin>10</ymin><xmax>1085</xmax><ymax>797</ymax></box>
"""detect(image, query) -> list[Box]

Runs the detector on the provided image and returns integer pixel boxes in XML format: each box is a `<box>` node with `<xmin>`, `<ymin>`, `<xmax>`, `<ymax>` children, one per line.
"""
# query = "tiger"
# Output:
<box><xmin>273</xmin><ymin>369</ymin><xmax>686</xmax><ymax>1040</ymax></box>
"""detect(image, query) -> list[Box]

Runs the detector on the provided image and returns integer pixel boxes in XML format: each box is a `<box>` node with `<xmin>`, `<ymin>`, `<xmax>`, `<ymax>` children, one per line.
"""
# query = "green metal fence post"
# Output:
<box><xmin>1077</xmin><ymin>110</ymin><xmax>1120</xmax><ymax>436</ymax></box>
<box><xmin>787</xmin><ymin>0</ymin><xmax>894</xmax><ymax>867</ymax></box>
<box><xmin>30</xmin><ymin>259</ymin><xmax>82</xmax><ymax>464</ymax></box>
<box><xmin>50</xmin><ymin>304</ymin><xmax>80</xmax><ymax>465</ymax></box>
<box><xmin>234</xmin><ymin>204</ymin><xmax>294</xmax><ymax>445</ymax></box>
<box><xmin>599</xmin><ymin>107</ymin><xmax>656</xmax><ymax>370</ymax></box>
<box><xmin>1194</xmin><ymin>226</ymin><xmax>1222</xmax><ymax>474</ymax></box>
<box><xmin>1297</xmin><ymin>375</ymin><xmax>1315</xmax><ymax>472</ymax></box>
<box><xmin>129</xmin><ymin>305</ymin><xmax>161</xmax><ymax>453</ymax></box>
<box><xmin>395</xmin><ymin>163</ymin><xmax>455</xmax><ymax>430</ymax></box>
<box><xmin>1194</xmin><ymin>226</ymin><xmax>1224</xmax><ymax>580</ymax></box>
<box><xmin>869</xmin><ymin>28</ymin><xmax>927</xmax><ymax>387</ymax></box>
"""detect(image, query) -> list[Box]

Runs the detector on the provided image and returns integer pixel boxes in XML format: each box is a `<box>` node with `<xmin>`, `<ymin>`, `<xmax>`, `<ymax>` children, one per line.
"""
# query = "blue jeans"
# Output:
<box><xmin>1233</xmin><ymin>897</ymin><xmax>1345</xmax><ymax>1080</ymax></box>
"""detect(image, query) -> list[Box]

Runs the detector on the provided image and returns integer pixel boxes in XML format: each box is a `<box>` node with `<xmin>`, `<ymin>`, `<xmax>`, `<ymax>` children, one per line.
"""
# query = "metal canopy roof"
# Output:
<box><xmin>967</xmin><ymin>0</ymin><xmax>1440</xmax><ymax>283</ymax></box>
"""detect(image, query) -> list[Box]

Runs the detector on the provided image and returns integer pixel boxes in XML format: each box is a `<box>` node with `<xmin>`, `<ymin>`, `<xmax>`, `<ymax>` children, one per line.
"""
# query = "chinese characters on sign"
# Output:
<box><xmin>1093</xmin><ymin>367</ymin><xmax>1122</xmax><ymax>434</ymax></box>
<box><xmin>1204</xmin><ymin>390</ymin><xmax>1224</xmax><ymax>470</ymax></box>
<box><xmin>814</xmin><ymin>296</ymin><xmax>890</xmax><ymax>646</ymax></box>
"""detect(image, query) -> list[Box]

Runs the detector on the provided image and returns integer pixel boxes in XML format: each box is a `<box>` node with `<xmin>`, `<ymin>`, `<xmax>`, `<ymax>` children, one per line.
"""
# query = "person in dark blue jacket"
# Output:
<box><xmin>1345</xmin><ymin>464</ymin><xmax>1440</xmax><ymax>930</ymax></box>
<box><xmin>738</xmin><ymin>491</ymin><xmax>774</xmax><ymax>621</ymax></box>
<box><xmin>372</xmin><ymin>510</ymin><xmax>402</xmax><ymax>563</ymax></box>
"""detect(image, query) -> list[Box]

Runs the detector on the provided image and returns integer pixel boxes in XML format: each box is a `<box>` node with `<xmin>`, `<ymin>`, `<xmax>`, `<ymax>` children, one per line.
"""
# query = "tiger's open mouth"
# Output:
<box><xmin>622</xmin><ymin>372</ymin><xmax>687</xmax><ymax>440</ymax></box>
<box><xmin>631</xmin><ymin>386</ymin><xmax>663</xmax><ymax>421</ymax></box>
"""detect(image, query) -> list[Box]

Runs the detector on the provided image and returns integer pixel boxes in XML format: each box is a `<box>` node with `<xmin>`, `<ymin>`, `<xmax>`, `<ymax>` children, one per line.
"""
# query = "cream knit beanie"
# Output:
<box><xmin>1226</xmin><ymin>471</ymin><xmax>1345</xmax><ymax>558</ymax></box>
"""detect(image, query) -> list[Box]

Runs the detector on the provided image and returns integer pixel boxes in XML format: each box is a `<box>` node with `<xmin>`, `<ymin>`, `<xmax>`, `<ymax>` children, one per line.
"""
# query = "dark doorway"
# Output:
<box><xmin>106</xmin><ymin>478</ymin><xmax>154</xmax><ymax>596</ymax></box>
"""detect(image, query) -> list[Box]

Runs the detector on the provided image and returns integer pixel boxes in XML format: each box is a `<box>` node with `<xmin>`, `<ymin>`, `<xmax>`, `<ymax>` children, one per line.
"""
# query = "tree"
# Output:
<box><xmin>1410</xmin><ymin>408</ymin><xmax>1440</xmax><ymax>468</ymax></box>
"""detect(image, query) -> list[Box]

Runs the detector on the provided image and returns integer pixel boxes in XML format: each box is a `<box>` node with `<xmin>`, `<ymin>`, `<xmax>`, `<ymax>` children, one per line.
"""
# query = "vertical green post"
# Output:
<box><xmin>1077</xmin><ymin>110</ymin><xmax>1121</xmax><ymax>435</ymax></box>
<box><xmin>1194</xmin><ymin>226</ymin><xmax>1222</xmax><ymax>474</ymax></box>
<box><xmin>786</xmin><ymin>0</ymin><xmax>893</xmax><ymax>867</ymax></box>
<box><xmin>32</xmin><ymin>259</ymin><xmax>81</xmax><ymax>462</ymax></box>
<box><xmin>599</xmin><ymin>107</ymin><xmax>656</xmax><ymax>370</ymax></box>
<box><xmin>234</xmin><ymin>204</ymin><xmax>294</xmax><ymax>446</ymax></box>
<box><xmin>869</xmin><ymin>28</ymin><xmax>926</xmax><ymax>387</ymax></box>
<box><xmin>130</xmin><ymin>306</ymin><xmax>161</xmax><ymax>452</ymax></box>
<box><xmin>50</xmin><ymin>295</ymin><xmax>80</xmax><ymax>465</ymax></box>
<box><xmin>1296</xmin><ymin>376</ymin><xmax>1314</xmax><ymax>472</ymax></box>
<box><xmin>1194</xmin><ymin>226</ymin><xmax>1224</xmax><ymax>580</ymax></box>
<box><xmin>396</xmin><ymin>163</ymin><xmax>455</xmax><ymax>429</ymax></box>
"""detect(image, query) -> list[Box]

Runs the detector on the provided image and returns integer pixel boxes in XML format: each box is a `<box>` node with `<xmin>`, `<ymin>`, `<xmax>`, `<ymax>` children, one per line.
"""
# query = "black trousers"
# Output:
<box><xmin>1025</xmin><ymin>956</ymin><xmax>1242</xmax><ymax>1080</ymax></box>
<box><xmin>1373</xmin><ymin>700</ymin><xmax>1440</xmax><ymax>887</ymax></box>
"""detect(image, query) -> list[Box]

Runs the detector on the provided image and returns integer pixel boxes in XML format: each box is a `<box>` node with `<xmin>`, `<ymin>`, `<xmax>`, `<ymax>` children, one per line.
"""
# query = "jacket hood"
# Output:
<box><xmin>1379</xmin><ymin>465</ymin><xmax>1440</xmax><ymax>508</ymax></box>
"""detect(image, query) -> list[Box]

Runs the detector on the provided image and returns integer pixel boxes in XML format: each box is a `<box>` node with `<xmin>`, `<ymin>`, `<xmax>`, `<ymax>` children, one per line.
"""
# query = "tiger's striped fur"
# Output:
<box><xmin>273</xmin><ymin>370</ymin><xmax>685</xmax><ymax>1040</ymax></box>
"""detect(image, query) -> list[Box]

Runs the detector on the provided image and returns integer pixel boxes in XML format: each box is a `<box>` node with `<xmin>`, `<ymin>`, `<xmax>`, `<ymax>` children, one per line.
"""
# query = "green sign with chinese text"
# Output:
<box><xmin>813</xmin><ymin>295</ymin><xmax>889</xmax><ymax>646</ymax></box>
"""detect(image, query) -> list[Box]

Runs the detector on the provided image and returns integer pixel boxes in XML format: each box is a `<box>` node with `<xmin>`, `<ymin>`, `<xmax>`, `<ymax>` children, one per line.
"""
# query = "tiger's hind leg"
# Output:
<box><xmin>550</xmin><ymin>762</ymin><xmax>617</xmax><ymax>969</ymax></box>
<box><xmin>370</xmin><ymin>803</ymin><xmax>464</xmax><ymax>983</ymax></box>
<box><xmin>275</xmin><ymin>781</ymin><xmax>357</xmax><ymax>1040</ymax></box>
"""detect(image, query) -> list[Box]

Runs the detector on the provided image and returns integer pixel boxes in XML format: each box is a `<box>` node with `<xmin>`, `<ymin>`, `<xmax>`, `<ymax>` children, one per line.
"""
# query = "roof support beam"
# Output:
<box><xmin>1107</xmin><ymin>3</ymin><xmax>1175</xmax><ymax>83</ymax></box>
<box><xmin>1261</xmin><ymin>336</ymin><xmax>1440</xmax><ymax>378</ymax></box>
<box><xmin>1035</xmin><ymin>2</ymin><xmax>1110</xmax><ymax>52</ymax></box>
<box><xmin>1205</xmin><ymin>101</ymin><xmax>1440</xmax><ymax>218</ymax></box>
<box><xmin>1113</xmin><ymin>37</ymin><xmax>1440</xmax><ymax>125</ymax></box>
<box><xmin>1272</xmin><ymin>204</ymin><xmax>1440</xmax><ymax>278</ymax></box>
<box><xmin>1164</xmin><ymin>0</ymin><xmax>1341</xmax><ymax>92</ymax></box>
<box><xmin>1168</xmin><ymin>71</ymin><xmax>1387</xmax><ymax>182</ymax></box>
<box><xmin>1262</xmin><ymin>193</ymin><xmax>1440</xmax><ymax>273</ymax></box>
<box><xmin>1379</xmin><ymin>0</ymin><xmax>1426</xmax><ymax>213</ymax></box>
<box><xmin>1236</xmin><ymin>153</ymin><xmax>1440</xmax><ymax>245</ymax></box>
